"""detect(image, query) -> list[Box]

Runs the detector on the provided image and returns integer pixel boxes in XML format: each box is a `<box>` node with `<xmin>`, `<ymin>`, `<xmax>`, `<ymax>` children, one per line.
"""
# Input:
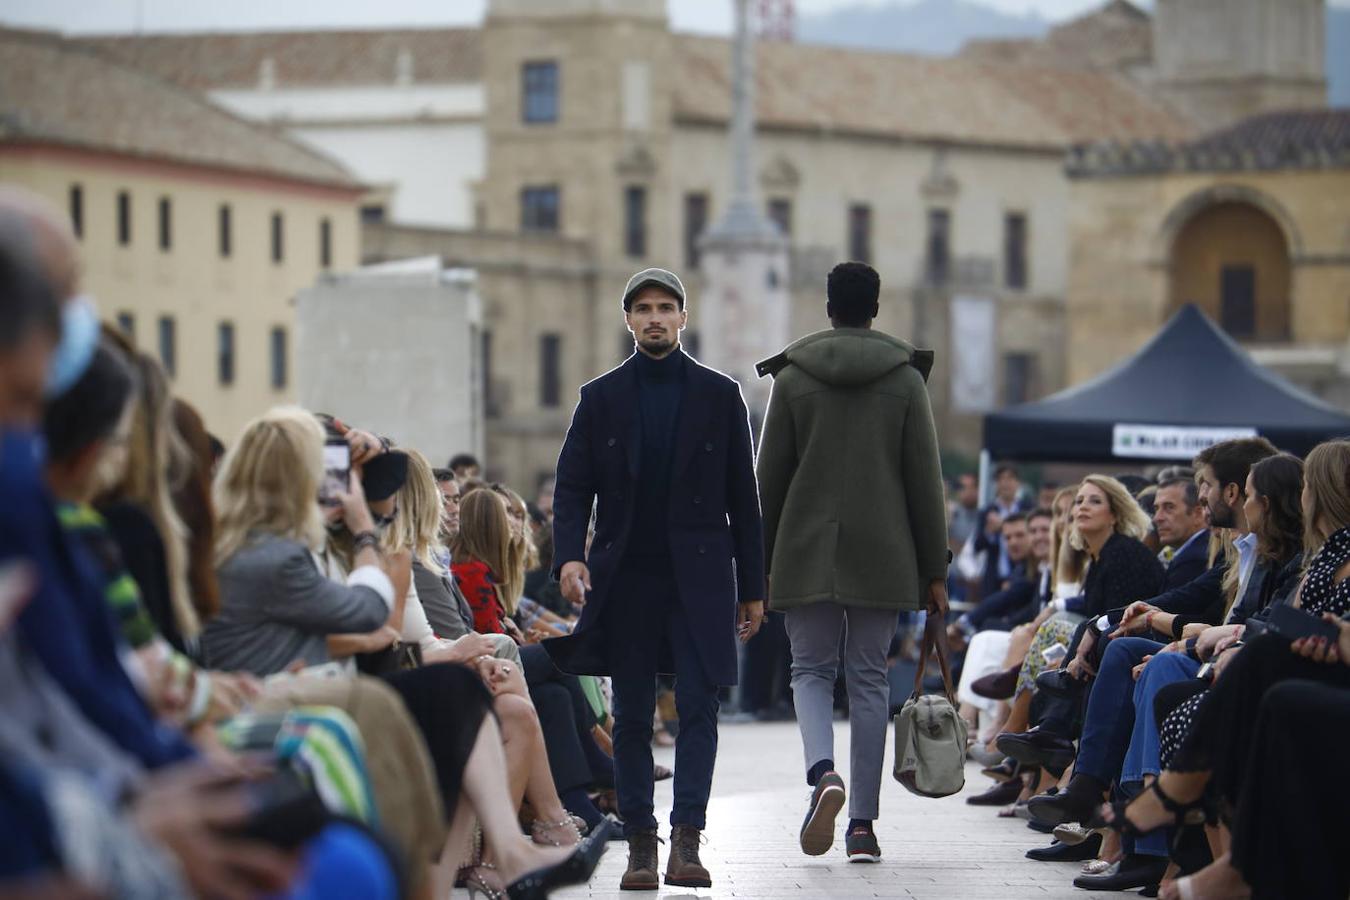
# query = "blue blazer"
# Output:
<box><xmin>1163</xmin><ymin>529</ymin><xmax>1210</xmax><ymax>591</ymax></box>
<box><xmin>545</xmin><ymin>350</ymin><xmax>766</xmax><ymax>686</ymax></box>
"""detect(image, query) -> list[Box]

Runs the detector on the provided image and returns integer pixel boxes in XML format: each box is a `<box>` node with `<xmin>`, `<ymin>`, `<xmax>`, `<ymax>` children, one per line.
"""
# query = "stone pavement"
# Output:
<box><xmin>554</xmin><ymin>721</ymin><xmax>1115</xmax><ymax>900</ymax></box>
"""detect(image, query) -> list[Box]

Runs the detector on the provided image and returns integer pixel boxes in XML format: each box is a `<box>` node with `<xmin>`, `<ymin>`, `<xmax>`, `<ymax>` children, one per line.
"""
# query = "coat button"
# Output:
<box><xmin>698</xmin><ymin>544</ymin><xmax>707</xmax><ymax>555</ymax></box>
<box><xmin>693</xmin><ymin>496</ymin><xmax>703</xmax><ymax>505</ymax></box>
<box><xmin>605</xmin><ymin>541</ymin><xmax>613</xmax><ymax>550</ymax></box>
<box><xmin>607</xmin><ymin>437</ymin><xmax>617</xmax><ymax>447</ymax></box>
<box><xmin>704</xmin><ymin>441</ymin><xmax>714</xmax><ymax>452</ymax></box>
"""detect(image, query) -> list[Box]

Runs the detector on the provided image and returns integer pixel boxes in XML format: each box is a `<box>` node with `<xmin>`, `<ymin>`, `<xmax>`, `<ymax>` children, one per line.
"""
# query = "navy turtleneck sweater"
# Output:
<box><xmin>623</xmin><ymin>347</ymin><xmax>686</xmax><ymax>569</ymax></box>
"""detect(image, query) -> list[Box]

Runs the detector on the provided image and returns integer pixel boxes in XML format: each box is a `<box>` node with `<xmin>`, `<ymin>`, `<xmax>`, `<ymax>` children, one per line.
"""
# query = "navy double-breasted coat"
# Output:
<box><xmin>544</xmin><ymin>350</ymin><xmax>766</xmax><ymax>686</ymax></box>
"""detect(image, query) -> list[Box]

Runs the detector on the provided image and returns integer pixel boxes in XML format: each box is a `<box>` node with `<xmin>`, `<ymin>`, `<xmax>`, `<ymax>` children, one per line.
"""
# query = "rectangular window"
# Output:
<box><xmin>115</xmin><ymin>312</ymin><xmax>135</xmax><ymax>341</ymax></box>
<box><xmin>1220</xmin><ymin>265</ymin><xmax>1257</xmax><ymax>339</ymax></box>
<box><xmin>624</xmin><ymin>186</ymin><xmax>647</xmax><ymax>258</ymax></box>
<box><xmin>319</xmin><ymin>217</ymin><xmax>333</xmax><ymax>269</ymax></box>
<box><xmin>270</xmin><ymin>326</ymin><xmax>287</xmax><ymax>390</ymax></box>
<box><xmin>116</xmin><ymin>190</ymin><xmax>131</xmax><ymax>246</ymax></box>
<box><xmin>926</xmin><ymin>208</ymin><xmax>951</xmax><ymax>286</ymax></box>
<box><xmin>1004</xmin><ymin>212</ymin><xmax>1027</xmax><ymax>290</ymax></box>
<box><xmin>270</xmin><ymin>212</ymin><xmax>284</xmax><ymax>263</ymax></box>
<box><xmin>157</xmin><ymin>196</ymin><xmax>172</xmax><ymax>251</ymax></box>
<box><xmin>522</xmin><ymin>61</ymin><xmax>559</xmax><ymax>124</ymax></box>
<box><xmin>848</xmin><ymin>203</ymin><xmax>871</xmax><ymax>264</ymax></box>
<box><xmin>521</xmin><ymin>186</ymin><xmax>560</xmax><ymax>233</ymax></box>
<box><xmin>1004</xmin><ymin>352</ymin><xmax>1036</xmax><ymax>405</ymax></box>
<box><xmin>360</xmin><ymin>204</ymin><xmax>386</xmax><ymax>224</ymax></box>
<box><xmin>540</xmin><ymin>333</ymin><xmax>562</xmax><ymax>408</ymax></box>
<box><xmin>158</xmin><ymin>316</ymin><xmax>176</xmax><ymax>377</ymax></box>
<box><xmin>768</xmin><ymin>198</ymin><xmax>793</xmax><ymax>237</ymax></box>
<box><xmin>218</xmin><ymin>321</ymin><xmax>235</xmax><ymax>386</ymax></box>
<box><xmin>218</xmin><ymin>204</ymin><xmax>232</xmax><ymax>258</ymax></box>
<box><xmin>683</xmin><ymin>192</ymin><xmax>708</xmax><ymax>269</ymax></box>
<box><xmin>69</xmin><ymin>185</ymin><xmax>83</xmax><ymax>239</ymax></box>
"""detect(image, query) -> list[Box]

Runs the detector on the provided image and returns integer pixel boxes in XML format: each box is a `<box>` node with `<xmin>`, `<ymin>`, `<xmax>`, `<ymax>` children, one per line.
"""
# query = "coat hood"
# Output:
<box><xmin>757</xmin><ymin>328</ymin><xmax>933</xmax><ymax>387</ymax></box>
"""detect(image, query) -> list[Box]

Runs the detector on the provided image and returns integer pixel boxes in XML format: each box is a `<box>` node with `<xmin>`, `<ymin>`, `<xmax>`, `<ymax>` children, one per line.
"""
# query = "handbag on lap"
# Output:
<box><xmin>892</xmin><ymin>613</ymin><xmax>968</xmax><ymax>798</ymax></box>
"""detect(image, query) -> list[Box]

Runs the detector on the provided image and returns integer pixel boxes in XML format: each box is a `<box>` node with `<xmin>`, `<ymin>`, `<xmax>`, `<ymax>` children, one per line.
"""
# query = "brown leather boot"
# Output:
<box><xmin>664</xmin><ymin>825</ymin><xmax>712</xmax><ymax>888</ymax></box>
<box><xmin>619</xmin><ymin>828</ymin><xmax>660</xmax><ymax>891</ymax></box>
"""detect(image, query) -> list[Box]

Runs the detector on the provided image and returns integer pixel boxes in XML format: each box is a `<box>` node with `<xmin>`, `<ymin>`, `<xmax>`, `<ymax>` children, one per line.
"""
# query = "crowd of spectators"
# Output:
<box><xmin>0</xmin><ymin>188</ymin><xmax>618</xmax><ymax>899</ymax></box>
<box><xmin>949</xmin><ymin>441</ymin><xmax>1350</xmax><ymax>898</ymax></box>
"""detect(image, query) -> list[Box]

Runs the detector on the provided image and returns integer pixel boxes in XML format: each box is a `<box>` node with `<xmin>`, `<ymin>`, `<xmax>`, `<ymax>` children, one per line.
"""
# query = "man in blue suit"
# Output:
<box><xmin>547</xmin><ymin>268</ymin><xmax>766</xmax><ymax>892</ymax></box>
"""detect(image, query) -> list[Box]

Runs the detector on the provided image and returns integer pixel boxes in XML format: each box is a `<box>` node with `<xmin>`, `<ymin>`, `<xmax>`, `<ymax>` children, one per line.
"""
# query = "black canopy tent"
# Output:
<box><xmin>982</xmin><ymin>304</ymin><xmax>1350</xmax><ymax>464</ymax></box>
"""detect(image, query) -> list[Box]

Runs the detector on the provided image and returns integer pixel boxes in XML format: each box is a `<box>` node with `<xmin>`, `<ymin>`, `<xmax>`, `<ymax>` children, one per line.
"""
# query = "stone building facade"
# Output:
<box><xmin>77</xmin><ymin>0</ymin><xmax>1337</xmax><ymax>486</ymax></box>
<box><xmin>1065</xmin><ymin>110</ymin><xmax>1350</xmax><ymax>407</ymax></box>
<box><xmin>0</xmin><ymin>28</ymin><xmax>363</xmax><ymax>443</ymax></box>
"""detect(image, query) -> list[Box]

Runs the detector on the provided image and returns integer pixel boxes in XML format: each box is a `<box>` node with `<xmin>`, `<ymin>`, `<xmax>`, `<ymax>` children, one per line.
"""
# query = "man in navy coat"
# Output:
<box><xmin>547</xmin><ymin>267</ymin><xmax>766</xmax><ymax>891</ymax></box>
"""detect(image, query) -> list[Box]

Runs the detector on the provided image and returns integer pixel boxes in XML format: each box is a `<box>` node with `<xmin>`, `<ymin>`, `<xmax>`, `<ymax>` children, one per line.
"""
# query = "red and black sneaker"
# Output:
<box><xmin>845</xmin><ymin>825</ymin><xmax>881</xmax><ymax>863</ymax></box>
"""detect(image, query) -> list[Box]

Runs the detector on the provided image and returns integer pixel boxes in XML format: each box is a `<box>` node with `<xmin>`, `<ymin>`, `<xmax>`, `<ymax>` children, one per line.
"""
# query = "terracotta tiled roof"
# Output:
<box><xmin>1068</xmin><ymin>109</ymin><xmax>1350</xmax><ymax>176</ymax></box>
<box><xmin>71</xmin><ymin>21</ymin><xmax>1191</xmax><ymax>151</ymax></box>
<box><xmin>76</xmin><ymin>28</ymin><xmax>481</xmax><ymax>90</ymax></box>
<box><xmin>673</xmin><ymin>34</ymin><xmax>1194</xmax><ymax>149</ymax></box>
<box><xmin>0</xmin><ymin>29</ymin><xmax>357</xmax><ymax>189</ymax></box>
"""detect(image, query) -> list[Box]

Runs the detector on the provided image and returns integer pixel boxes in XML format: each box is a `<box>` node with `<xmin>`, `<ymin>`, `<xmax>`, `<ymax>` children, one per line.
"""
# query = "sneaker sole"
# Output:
<box><xmin>799</xmin><ymin>783</ymin><xmax>846</xmax><ymax>856</ymax></box>
<box><xmin>847</xmin><ymin>852</ymin><xmax>881</xmax><ymax>863</ymax></box>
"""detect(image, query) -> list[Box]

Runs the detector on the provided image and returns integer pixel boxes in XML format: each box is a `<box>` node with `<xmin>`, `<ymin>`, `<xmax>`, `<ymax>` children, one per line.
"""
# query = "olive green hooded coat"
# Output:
<box><xmin>754</xmin><ymin>328</ymin><xmax>948</xmax><ymax>612</ymax></box>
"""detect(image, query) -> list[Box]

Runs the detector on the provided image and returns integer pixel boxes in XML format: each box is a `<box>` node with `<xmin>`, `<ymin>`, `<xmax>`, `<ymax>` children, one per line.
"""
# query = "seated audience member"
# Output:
<box><xmin>1025</xmin><ymin>453</ymin><xmax>1305</xmax><ymax>892</ymax></box>
<box><xmin>204</xmin><ymin>406</ymin><xmax>609</xmax><ymax>895</ymax></box>
<box><xmin>453</xmin><ymin>489</ymin><xmax>521</xmax><ymax>638</ymax></box>
<box><xmin>972</xmin><ymin>465</ymin><xmax>1030</xmax><ymax>601</ymax></box>
<box><xmin>952</xmin><ymin>512</ymin><xmax>1038</xmax><ymax>644</ymax></box>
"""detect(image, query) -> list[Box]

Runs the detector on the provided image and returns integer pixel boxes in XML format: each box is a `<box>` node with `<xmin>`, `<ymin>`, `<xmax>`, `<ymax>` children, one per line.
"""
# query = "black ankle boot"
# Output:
<box><xmin>1026</xmin><ymin>773</ymin><xmax>1106</xmax><ymax>827</ymax></box>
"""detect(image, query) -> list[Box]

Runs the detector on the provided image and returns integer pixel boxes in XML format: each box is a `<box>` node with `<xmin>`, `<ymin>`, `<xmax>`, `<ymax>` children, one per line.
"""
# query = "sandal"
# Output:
<box><xmin>462</xmin><ymin>863</ymin><xmax>505</xmax><ymax>900</ymax></box>
<box><xmin>1096</xmin><ymin>779</ymin><xmax>1211</xmax><ymax>838</ymax></box>
<box><xmin>529</xmin><ymin>815</ymin><xmax>582</xmax><ymax>847</ymax></box>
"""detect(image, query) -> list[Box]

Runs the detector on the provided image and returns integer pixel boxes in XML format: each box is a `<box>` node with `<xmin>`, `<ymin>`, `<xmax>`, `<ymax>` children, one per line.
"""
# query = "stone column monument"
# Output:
<box><xmin>698</xmin><ymin>0</ymin><xmax>790</xmax><ymax>425</ymax></box>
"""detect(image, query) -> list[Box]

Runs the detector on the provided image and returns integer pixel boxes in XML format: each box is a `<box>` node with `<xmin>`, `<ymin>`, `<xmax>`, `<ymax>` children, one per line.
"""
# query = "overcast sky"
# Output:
<box><xmin>0</xmin><ymin>0</ymin><xmax>1197</xmax><ymax>35</ymax></box>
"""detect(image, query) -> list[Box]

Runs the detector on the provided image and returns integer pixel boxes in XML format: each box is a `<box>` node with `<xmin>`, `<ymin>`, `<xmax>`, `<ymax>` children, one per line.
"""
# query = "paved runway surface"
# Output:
<box><xmin>555</xmin><ymin>721</ymin><xmax>1115</xmax><ymax>900</ymax></box>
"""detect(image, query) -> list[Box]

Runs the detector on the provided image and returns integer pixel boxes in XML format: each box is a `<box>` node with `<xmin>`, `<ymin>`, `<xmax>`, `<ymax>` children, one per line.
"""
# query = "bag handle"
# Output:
<box><xmin>910</xmin><ymin>610</ymin><xmax>958</xmax><ymax>705</ymax></box>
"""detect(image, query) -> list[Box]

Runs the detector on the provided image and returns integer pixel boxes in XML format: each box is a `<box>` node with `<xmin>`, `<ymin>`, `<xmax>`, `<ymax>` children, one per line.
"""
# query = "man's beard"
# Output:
<box><xmin>639</xmin><ymin>332</ymin><xmax>676</xmax><ymax>355</ymax></box>
<box><xmin>1207</xmin><ymin>499</ymin><xmax>1236</xmax><ymax>529</ymax></box>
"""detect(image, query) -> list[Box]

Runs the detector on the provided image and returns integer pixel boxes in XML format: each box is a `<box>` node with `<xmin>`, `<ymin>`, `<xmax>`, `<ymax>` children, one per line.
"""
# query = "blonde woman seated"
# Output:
<box><xmin>205</xmin><ymin>407</ymin><xmax>609</xmax><ymax>898</ymax></box>
<box><xmin>383</xmin><ymin>450</ymin><xmax>590</xmax><ymax>852</ymax></box>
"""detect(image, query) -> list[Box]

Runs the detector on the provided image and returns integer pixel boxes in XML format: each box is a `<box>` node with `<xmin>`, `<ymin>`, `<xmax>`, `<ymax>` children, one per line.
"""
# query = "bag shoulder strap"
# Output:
<box><xmin>910</xmin><ymin>612</ymin><xmax>958</xmax><ymax>705</ymax></box>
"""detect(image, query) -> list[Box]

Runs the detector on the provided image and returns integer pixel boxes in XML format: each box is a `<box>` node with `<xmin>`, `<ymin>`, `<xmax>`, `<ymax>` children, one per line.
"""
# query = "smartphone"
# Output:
<box><xmin>1267</xmin><ymin>604</ymin><xmax>1340</xmax><ymax>643</ymax></box>
<box><xmin>1041</xmin><ymin>642</ymin><xmax>1069</xmax><ymax>666</ymax></box>
<box><xmin>319</xmin><ymin>438</ymin><xmax>350</xmax><ymax>507</ymax></box>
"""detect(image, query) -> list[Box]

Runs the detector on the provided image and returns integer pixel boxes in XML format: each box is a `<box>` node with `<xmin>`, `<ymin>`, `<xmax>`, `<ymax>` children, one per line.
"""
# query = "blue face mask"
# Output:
<box><xmin>45</xmin><ymin>294</ymin><xmax>100</xmax><ymax>397</ymax></box>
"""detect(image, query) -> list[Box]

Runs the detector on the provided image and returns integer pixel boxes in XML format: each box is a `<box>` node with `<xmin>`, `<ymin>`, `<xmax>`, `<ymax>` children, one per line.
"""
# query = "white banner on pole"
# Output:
<box><xmin>950</xmin><ymin>295</ymin><xmax>997</xmax><ymax>413</ymax></box>
<box><xmin>1111</xmin><ymin>424</ymin><xmax>1258</xmax><ymax>460</ymax></box>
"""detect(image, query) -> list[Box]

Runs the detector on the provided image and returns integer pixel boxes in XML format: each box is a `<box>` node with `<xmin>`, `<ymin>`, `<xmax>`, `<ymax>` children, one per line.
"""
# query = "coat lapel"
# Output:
<box><xmin>672</xmin><ymin>354</ymin><xmax>715</xmax><ymax>480</ymax></box>
<box><xmin>605</xmin><ymin>356</ymin><xmax>641</xmax><ymax>481</ymax></box>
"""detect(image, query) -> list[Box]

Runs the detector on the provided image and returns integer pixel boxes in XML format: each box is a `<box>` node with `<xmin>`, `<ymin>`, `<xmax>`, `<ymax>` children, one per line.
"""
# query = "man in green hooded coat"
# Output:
<box><xmin>754</xmin><ymin>261</ymin><xmax>949</xmax><ymax>865</ymax></box>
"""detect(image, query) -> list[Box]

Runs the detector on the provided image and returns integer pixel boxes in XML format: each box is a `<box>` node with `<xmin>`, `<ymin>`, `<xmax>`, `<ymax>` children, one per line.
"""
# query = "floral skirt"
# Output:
<box><xmin>1016</xmin><ymin>612</ymin><xmax>1083</xmax><ymax>696</ymax></box>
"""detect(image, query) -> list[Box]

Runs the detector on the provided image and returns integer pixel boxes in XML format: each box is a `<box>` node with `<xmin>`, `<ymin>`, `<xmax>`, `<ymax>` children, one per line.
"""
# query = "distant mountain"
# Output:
<box><xmin>797</xmin><ymin>0</ymin><xmax>1348</xmax><ymax>109</ymax></box>
<box><xmin>795</xmin><ymin>0</ymin><xmax>1049</xmax><ymax>57</ymax></box>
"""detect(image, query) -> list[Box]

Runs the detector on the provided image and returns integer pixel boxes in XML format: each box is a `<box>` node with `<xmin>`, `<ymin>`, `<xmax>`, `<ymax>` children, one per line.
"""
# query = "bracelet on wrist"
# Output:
<box><xmin>353</xmin><ymin>530</ymin><xmax>380</xmax><ymax>552</ymax></box>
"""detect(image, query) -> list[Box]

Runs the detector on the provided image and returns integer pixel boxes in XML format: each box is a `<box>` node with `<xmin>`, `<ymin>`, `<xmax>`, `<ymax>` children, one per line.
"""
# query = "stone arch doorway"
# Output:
<box><xmin>1166</xmin><ymin>200</ymin><xmax>1291</xmax><ymax>341</ymax></box>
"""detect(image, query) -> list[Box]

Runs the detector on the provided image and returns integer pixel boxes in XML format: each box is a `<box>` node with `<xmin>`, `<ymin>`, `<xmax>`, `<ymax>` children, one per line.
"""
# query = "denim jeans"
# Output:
<box><xmin>1121</xmin><ymin>651</ymin><xmax>1202</xmax><ymax>858</ymax></box>
<box><xmin>606</xmin><ymin>566</ymin><xmax>720</xmax><ymax>836</ymax></box>
<box><xmin>1074</xmin><ymin>636</ymin><xmax>1163</xmax><ymax>783</ymax></box>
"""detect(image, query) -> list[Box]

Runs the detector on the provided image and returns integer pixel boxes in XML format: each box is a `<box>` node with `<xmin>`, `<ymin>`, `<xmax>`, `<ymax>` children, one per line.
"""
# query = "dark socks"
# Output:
<box><xmin>560</xmin><ymin>787</ymin><xmax>604</xmax><ymax>830</ymax></box>
<box><xmin>848</xmin><ymin>818</ymin><xmax>873</xmax><ymax>833</ymax></box>
<box><xmin>806</xmin><ymin>759</ymin><xmax>834</xmax><ymax>787</ymax></box>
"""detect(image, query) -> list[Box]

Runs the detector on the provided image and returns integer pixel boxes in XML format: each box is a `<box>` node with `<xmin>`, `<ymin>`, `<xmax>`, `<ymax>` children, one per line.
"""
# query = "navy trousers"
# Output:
<box><xmin>605</xmin><ymin>565</ymin><xmax>720</xmax><ymax>836</ymax></box>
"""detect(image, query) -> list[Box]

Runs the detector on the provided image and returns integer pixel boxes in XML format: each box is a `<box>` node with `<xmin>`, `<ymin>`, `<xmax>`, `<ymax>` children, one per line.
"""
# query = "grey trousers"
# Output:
<box><xmin>785</xmin><ymin>602</ymin><xmax>900</xmax><ymax>821</ymax></box>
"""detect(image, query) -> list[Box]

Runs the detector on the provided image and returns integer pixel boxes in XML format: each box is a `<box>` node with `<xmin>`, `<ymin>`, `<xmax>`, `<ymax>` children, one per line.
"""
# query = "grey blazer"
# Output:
<box><xmin>203</xmin><ymin>533</ymin><xmax>391</xmax><ymax>676</ymax></box>
<box><xmin>412</xmin><ymin>559</ymin><xmax>474</xmax><ymax>640</ymax></box>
